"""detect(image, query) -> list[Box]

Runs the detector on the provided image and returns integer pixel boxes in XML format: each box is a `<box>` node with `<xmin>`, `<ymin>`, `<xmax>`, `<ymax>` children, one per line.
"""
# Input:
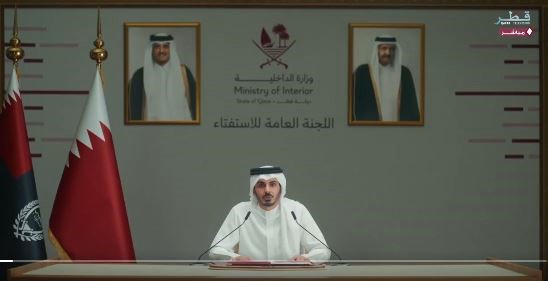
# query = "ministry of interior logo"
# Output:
<box><xmin>13</xmin><ymin>200</ymin><xmax>44</xmax><ymax>242</ymax></box>
<box><xmin>253</xmin><ymin>24</ymin><xmax>296</xmax><ymax>69</ymax></box>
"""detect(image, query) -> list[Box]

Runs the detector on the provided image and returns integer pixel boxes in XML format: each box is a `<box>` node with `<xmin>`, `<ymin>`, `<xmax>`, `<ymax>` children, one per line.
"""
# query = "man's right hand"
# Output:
<box><xmin>232</xmin><ymin>256</ymin><xmax>252</xmax><ymax>261</ymax></box>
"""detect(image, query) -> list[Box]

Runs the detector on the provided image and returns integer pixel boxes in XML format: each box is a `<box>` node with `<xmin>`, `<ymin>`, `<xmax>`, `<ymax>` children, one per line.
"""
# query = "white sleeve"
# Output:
<box><xmin>209</xmin><ymin>206</ymin><xmax>242</xmax><ymax>260</ymax></box>
<box><xmin>298</xmin><ymin>206</ymin><xmax>331</xmax><ymax>261</ymax></box>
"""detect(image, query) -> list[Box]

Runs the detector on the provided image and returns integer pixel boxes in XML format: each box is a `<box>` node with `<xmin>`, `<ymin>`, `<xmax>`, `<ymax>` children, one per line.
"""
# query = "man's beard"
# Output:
<box><xmin>260</xmin><ymin>194</ymin><xmax>278</xmax><ymax>206</ymax></box>
<box><xmin>379</xmin><ymin>55</ymin><xmax>393</xmax><ymax>66</ymax></box>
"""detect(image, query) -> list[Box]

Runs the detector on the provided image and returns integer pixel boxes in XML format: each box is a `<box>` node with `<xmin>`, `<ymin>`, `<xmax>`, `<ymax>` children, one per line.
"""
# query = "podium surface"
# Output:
<box><xmin>8</xmin><ymin>261</ymin><xmax>541</xmax><ymax>281</ymax></box>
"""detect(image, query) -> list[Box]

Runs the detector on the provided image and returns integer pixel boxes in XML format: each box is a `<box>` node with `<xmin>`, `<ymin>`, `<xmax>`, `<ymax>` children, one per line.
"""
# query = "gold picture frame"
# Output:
<box><xmin>348</xmin><ymin>23</ymin><xmax>425</xmax><ymax>126</ymax></box>
<box><xmin>124</xmin><ymin>22</ymin><xmax>201</xmax><ymax>125</ymax></box>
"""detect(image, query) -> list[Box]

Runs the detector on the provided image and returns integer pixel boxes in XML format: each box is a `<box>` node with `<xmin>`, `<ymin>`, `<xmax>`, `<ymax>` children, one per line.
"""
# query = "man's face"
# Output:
<box><xmin>377</xmin><ymin>44</ymin><xmax>396</xmax><ymax>66</ymax></box>
<box><xmin>152</xmin><ymin>42</ymin><xmax>171</xmax><ymax>66</ymax></box>
<box><xmin>253</xmin><ymin>178</ymin><xmax>282</xmax><ymax>210</ymax></box>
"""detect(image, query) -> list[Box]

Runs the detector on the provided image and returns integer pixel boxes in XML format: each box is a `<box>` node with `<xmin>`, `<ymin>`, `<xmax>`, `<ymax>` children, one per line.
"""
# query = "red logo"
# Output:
<box><xmin>253</xmin><ymin>24</ymin><xmax>296</xmax><ymax>69</ymax></box>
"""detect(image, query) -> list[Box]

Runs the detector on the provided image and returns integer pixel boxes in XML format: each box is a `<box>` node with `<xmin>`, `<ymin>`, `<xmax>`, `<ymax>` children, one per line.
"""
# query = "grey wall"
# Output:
<box><xmin>3</xmin><ymin>7</ymin><xmax>540</xmax><ymax>261</ymax></box>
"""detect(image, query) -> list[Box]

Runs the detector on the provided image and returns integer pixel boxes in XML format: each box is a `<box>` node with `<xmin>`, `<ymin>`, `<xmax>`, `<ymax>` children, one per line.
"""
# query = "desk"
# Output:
<box><xmin>8</xmin><ymin>260</ymin><xmax>541</xmax><ymax>281</ymax></box>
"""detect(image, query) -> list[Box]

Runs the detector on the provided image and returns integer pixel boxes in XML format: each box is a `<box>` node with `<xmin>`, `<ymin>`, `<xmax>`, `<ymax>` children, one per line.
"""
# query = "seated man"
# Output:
<box><xmin>209</xmin><ymin>166</ymin><xmax>331</xmax><ymax>261</ymax></box>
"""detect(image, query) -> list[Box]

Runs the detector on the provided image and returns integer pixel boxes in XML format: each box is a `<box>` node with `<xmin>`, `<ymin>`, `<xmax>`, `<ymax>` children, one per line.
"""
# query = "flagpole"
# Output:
<box><xmin>90</xmin><ymin>6</ymin><xmax>108</xmax><ymax>80</ymax></box>
<box><xmin>49</xmin><ymin>6</ymin><xmax>135</xmax><ymax>261</ymax></box>
<box><xmin>3</xmin><ymin>4</ymin><xmax>24</xmax><ymax>112</ymax></box>
<box><xmin>6</xmin><ymin>4</ymin><xmax>23</xmax><ymax>70</ymax></box>
<box><xmin>48</xmin><ymin>7</ymin><xmax>110</xmax><ymax>261</ymax></box>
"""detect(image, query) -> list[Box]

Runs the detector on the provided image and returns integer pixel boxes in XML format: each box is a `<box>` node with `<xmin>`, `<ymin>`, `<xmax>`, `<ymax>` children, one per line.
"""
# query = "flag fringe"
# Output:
<box><xmin>48</xmin><ymin>230</ymin><xmax>71</xmax><ymax>260</ymax></box>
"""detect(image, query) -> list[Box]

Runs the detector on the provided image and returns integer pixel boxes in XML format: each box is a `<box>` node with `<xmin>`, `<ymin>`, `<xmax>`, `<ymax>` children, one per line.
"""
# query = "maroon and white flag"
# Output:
<box><xmin>49</xmin><ymin>69</ymin><xmax>135</xmax><ymax>260</ymax></box>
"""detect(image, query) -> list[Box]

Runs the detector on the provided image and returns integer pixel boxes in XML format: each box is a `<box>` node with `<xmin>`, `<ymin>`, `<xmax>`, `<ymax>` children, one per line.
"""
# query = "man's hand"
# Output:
<box><xmin>232</xmin><ymin>256</ymin><xmax>252</xmax><ymax>261</ymax></box>
<box><xmin>291</xmin><ymin>255</ymin><xmax>310</xmax><ymax>262</ymax></box>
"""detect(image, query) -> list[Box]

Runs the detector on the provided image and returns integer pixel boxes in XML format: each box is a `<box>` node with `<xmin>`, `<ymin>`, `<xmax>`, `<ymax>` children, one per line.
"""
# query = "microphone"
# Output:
<box><xmin>291</xmin><ymin>211</ymin><xmax>342</xmax><ymax>261</ymax></box>
<box><xmin>196</xmin><ymin>211</ymin><xmax>251</xmax><ymax>261</ymax></box>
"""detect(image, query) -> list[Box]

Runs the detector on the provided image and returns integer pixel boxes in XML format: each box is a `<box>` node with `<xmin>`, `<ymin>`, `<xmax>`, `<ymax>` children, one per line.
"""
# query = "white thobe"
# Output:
<box><xmin>209</xmin><ymin>198</ymin><xmax>331</xmax><ymax>261</ymax></box>
<box><xmin>378</xmin><ymin>66</ymin><xmax>399</xmax><ymax>121</ymax></box>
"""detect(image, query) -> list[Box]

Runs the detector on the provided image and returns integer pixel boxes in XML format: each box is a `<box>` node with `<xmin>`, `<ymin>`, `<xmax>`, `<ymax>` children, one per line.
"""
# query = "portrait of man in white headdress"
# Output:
<box><xmin>126</xmin><ymin>24</ymin><xmax>200</xmax><ymax>123</ymax></box>
<box><xmin>350</xmin><ymin>25</ymin><xmax>424</xmax><ymax>124</ymax></box>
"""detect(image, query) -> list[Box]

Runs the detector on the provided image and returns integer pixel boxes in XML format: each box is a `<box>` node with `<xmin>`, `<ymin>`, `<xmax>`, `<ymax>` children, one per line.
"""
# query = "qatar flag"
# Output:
<box><xmin>0</xmin><ymin>68</ymin><xmax>46</xmax><ymax>280</ymax></box>
<box><xmin>49</xmin><ymin>68</ymin><xmax>135</xmax><ymax>260</ymax></box>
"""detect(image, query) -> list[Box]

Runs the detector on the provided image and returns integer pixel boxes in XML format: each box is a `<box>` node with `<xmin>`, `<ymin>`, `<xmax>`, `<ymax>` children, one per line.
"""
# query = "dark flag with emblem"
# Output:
<box><xmin>0</xmin><ymin>68</ymin><xmax>47</xmax><ymax>280</ymax></box>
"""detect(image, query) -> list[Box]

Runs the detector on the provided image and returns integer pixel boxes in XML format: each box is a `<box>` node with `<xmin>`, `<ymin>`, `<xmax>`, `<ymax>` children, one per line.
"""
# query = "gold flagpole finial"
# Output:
<box><xmin>6</xmin><ymin>4</ymin><xmax>24</xmax><ymax>67</ymax></box>
<box><xmin>90</xmin><ymin>6</ymin><xmax>108</xmax><ymax>67</ymax></box>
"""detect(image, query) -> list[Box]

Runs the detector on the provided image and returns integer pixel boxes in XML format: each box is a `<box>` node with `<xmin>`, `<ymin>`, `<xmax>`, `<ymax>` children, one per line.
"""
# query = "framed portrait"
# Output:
<box><xmin>124</xmin><ymin>22</ymin><xmax>201</xmax><ymax>125</ymax></box>
<box><xmin>348</xmin><ymin>23</ymin><xmax>425</xmax><ymax>126</ymax></box>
